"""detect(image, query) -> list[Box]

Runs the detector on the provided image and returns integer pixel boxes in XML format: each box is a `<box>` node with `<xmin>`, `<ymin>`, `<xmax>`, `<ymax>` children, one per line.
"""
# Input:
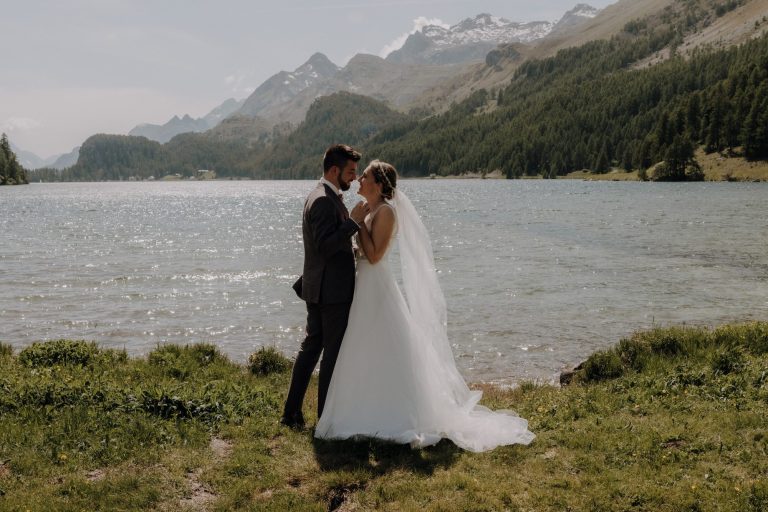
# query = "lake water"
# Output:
<box><xmin>1</xmin><ymin>180</ymin><xmax>766</xmax><ymax>384</ymax></box>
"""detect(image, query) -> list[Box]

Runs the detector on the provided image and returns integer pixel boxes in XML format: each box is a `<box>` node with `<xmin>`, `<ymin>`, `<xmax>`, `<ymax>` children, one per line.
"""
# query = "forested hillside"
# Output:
<box><xmin>31</xmin><ymin>93</ymin><xmax>408</xmax><ymax>181</ymax></box>
<box><xmin>0</xmin><ymin>134</ymin><xmax>28</xmax><ymax>185</ymax></box>
<box><xmin>367</xmin><ymin>1</ymin><xmax>768</xmax><ymax>178</ymax></box>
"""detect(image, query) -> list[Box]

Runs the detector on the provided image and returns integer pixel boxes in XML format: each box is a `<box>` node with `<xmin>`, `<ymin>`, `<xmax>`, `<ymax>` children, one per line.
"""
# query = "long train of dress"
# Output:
<box><xmin>315</xmin><ymin>202</ymin><xmax>534</xmax><ymax>452</ymax></box>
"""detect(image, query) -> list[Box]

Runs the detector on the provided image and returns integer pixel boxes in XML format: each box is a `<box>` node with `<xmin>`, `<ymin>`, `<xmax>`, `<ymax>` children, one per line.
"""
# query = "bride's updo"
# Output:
<box><xmin>368</xmin><ymin>160</ymin><xmax>398</xmax><ymax>200</ymax></box>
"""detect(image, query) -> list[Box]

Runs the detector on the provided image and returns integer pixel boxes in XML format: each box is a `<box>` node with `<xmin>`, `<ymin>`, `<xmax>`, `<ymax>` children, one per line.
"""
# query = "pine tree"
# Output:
<box><xmin>664</xmin><ymin>134</ymin><xmax>695</xmax><ymax>179</ymax></box>
<box><xmin>704</xmin><ymin>85</ymin><xmax>726</xmax><ymax>152</ymax></box>
<box><xmin>592</xmin><ymin>142</ymin><xmax>610</xmax><ymax>173</ymax></box>
<box><xmin>0</xmin><ymin>142</ymin><xmax>7</xmax><ymax>183</ymax></box>
<box><xmin>743</xmin><ymin>83</ymin><xmax>768</xmax><ymax>159</ymax></box>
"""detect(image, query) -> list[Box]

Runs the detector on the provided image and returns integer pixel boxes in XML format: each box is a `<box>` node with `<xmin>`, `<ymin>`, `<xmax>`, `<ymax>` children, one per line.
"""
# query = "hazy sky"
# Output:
<box><xmin>2</xmin><ymin>0</ymin><xmax>615</xmax><ymax>158</ymax></box>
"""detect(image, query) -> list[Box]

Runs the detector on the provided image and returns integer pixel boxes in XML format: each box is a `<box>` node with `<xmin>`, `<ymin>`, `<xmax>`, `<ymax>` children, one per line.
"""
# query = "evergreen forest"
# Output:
<box><xmin>0</xmin><ymin>134</ymin><xmax>28</xmax><ymax>185</ymax></box>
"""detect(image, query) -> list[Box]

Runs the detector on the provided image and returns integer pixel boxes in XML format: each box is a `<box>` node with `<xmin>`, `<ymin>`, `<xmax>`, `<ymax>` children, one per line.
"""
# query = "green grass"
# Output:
<box><xmin>1</xmin><ymin>323</ymin><xmax>766</xmax><ymax>511</ymax></box>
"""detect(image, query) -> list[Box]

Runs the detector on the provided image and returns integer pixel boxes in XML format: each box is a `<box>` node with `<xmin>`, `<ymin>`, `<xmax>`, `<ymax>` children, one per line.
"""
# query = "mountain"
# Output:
<box><xmin>385</xmin><ymin>13</ymin><xmax>554</xmax><ymax>65</ymax></box>
<box><xmin>548</xmin><ymin>3</ymin><xmax>600</xmax><ymax>37</ymax></box>
<box><xmin>129</xmin><ymin>97</ymin><xmax>243</xmax><ymax>143</ymax></box>
<box><xmin>237</xmin><ymin>52</ymin><xmax>340</xmax><ymax>119</ymax></box>
<box><xmin>225</xmin><ymin>51</ymin><xmax>468</xmax><ymax>140</ymax></box>
<box><xmin>358</xmin><ymin>0</ymin><xmax>768</xmax><ymax>177</ymax></box>
<box><xmin>129</xmin><ymin>114</ymin><xmax>209</xmax><ymax>144</ymax></box>
<box><xmin>202</xmin><ymin>98</ymin><xmax>243</xmax><ymax>126</ymax></box>
<box><xmin>232</xmin><ymin>5</ymin><xmax>602</xmax><ymax>129</ymax></box>
<box><xmin>104</xmin><ymin>6</ymin><xmax>603</xmax><ymax>152</ymax></box>
<box><xmin>408</xmin><ymin>0</ymin><xmax>672</xmax><ymax>113</ymax></box>
<box><xmin>258</xmin><ymin>91</ymin><xmax>411</xmax><ymax>178</ymax></box>
<box><xmin>50</xmin><ymin>146</ymin><xmax>80</xmax><ymax>169</ymax></box>
<box><xmin>11</xmin><ymin>143</ymin><xmax>46</xmax><ymax>169</ymax></box>
<box><xmin>263</xmin><ymin>54</ymin><xmax>464</xmax><ymax>124</ymax></box>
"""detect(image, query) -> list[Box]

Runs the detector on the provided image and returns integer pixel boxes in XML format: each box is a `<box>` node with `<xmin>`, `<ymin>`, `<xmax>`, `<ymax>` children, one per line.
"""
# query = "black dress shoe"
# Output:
<box><xmin>279</xmin><ymin>411</ymin><xmax>305</xmax><ymax>429</ymax></box>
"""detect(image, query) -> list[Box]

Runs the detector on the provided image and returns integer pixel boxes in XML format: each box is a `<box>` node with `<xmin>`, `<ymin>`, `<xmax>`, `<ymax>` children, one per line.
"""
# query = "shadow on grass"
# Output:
<box><xmin>312</xmin><ymin>435</ymin><xmax>461</xmax><ymax>475</ymax></box>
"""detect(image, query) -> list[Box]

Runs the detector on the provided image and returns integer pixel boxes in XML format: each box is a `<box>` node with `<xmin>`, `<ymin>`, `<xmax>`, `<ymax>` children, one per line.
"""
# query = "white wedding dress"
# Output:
<box><xmin>315</xmin><ymin>191</ymin><xmax>534</xmax><ymax>452</ymax></box>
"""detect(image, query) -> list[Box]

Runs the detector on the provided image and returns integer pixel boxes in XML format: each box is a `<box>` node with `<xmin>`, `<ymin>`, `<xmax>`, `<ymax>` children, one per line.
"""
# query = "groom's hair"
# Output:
<box><xmin>323</xmin><ymin>144</ymin><xmax>361</xmax><ymax>173</ymax></box>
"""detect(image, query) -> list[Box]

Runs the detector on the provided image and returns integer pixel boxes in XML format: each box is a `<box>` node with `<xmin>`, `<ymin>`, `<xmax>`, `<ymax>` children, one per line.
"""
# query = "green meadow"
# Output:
<box><xmin>1</xmin><ymin>322</ymin><xmax>766</xmax><ymax>511</ymax></box>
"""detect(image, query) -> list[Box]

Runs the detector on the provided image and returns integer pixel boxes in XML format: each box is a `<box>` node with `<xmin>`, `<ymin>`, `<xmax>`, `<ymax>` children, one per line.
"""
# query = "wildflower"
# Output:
<box><xmin>735</xmin><ymin>486</ymin><xmax>741</xmax><ymax>492</ymax></box>
<box><xmin>59</xmin><ymin>453</ymin><xmax>68</xmax><ymax>461</ymax></box>
<box><xmin>691</xmin><ymin>484</ymin><xmax>697</xmax><ymax>490</ymax></box>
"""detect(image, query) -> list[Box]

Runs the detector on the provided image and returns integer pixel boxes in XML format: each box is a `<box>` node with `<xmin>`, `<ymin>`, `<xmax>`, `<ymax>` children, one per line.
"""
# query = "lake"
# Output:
<box><xmin>1</xmin><ymin>180</ymin><xmax>766</xmax><ymax>384</ymax></box>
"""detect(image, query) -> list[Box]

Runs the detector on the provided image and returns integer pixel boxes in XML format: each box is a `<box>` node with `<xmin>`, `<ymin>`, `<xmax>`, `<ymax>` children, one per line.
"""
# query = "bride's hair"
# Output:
<box><xmin>368</xmin><ymin>160</ymin><xmax>398</xmax><ymax>200</ymax></box>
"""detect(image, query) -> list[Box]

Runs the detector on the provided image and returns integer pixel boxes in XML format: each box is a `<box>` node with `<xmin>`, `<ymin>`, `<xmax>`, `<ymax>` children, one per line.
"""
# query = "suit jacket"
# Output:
<box><xmin>298</xmin><ymin>183</ymin><xmax>359</xmax><ymax>304</ymax></box>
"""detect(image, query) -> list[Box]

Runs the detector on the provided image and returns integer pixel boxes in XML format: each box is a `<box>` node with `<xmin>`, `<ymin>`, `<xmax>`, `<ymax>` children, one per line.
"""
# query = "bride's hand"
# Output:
<box><xmin>350</xmin><ymin>201</ymin><xmax>369</xmax><ymax>224</ymax></box>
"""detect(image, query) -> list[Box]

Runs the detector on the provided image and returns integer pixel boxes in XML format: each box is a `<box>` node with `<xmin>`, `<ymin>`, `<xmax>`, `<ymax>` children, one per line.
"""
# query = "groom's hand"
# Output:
<box><xmin>350</xmin><ymin>201</ymin><xmax>369</xmax><ymax>224</ymax></box>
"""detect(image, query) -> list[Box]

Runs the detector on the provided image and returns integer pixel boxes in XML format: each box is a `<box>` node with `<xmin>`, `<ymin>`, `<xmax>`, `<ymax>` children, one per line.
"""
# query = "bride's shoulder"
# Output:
<box><xmin>370</xmin><ymin>202</ymin><xmax>396</xmax><ymax>231</ymax></box>
<box><xmin>374</xmin><ymin>202</ymin><xmax>396</xmax><ymax>220</ymax></box>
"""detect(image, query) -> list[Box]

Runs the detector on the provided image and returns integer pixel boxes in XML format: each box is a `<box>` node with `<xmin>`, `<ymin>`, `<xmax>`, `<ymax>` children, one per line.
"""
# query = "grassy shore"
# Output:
<box><xmin>563</xmin><ymin>150</ymin><xmax>768</xmax><ymax>182</ymax></box>
<box><xmin>1</xmin><ymin>322</ymin><xmax>767</xmax><ymax>511</ymax></box>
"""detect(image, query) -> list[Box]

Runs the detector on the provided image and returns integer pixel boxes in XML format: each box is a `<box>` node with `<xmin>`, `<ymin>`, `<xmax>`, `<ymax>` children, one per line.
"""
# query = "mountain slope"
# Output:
<box><xmin>50</xmin><ymin>146</ymin><xmax>80</xmax><ymax>170</ymax></box>
<box><xmin>359</xmin><ymin>3</ymin><xmax>768</xmax><ymax>177</ymax></box>
<box><xmin>226</xmin><ymin>8</ymin><xmax>596</xmax><ymax>135</ymax></box>
<box><xmin>257</xmin><ymin>91</ymin><xmax>411</xmax><ymax>178</ymax></box>
<box><xmin>236</xmin><ymin>52</ymin><xmax>340</xmax><ymax>119</ymax></box>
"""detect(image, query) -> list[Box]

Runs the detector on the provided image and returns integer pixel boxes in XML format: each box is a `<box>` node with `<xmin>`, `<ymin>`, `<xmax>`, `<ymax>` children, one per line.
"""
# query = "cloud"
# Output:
<box><xmin>1</xmin><ymin>117</ymin><xmax>41</xmax><ymax>133</ymax></box>
<box><xmin>379</xmin><ymin>16</ymin><xmax>449</xmax><ymax>58</ymax></box>
<box><xmin>223</xmin><ymin>73</ymin><xmax>256</xmax><ymax>98</ymax></box>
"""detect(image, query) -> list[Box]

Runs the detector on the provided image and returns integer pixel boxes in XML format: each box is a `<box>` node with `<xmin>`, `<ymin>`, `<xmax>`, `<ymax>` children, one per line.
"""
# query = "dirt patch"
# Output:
<box><xmin>176</xmin><ymin>437</ymin><xmax>234</xmax><ymax>510</ymax></box>
<box><xmin>179</xmin><ymin>468</ymin><xmax>216</xmax><ymax>510</ymax></box>
<box><xmin>209</xmin><ymin>437</ymin><xmax>232</xmax><ymax>459</ymax></box>
<box><xmin>85</xmin><ymin>469</ymin><xmax>106</xmax><ymax>482</ymax></box>
<box><xmin>327</xmin><ymin>482</ymin><xmax>364</xmax><ymax>512</ymax></box>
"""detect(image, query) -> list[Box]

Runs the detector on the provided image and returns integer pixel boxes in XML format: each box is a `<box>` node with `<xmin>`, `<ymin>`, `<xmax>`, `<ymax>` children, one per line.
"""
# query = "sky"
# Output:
<box><xmin>2</xmin><ymin>0</ymin><xmax>615</xmax><ymax>158</ymax></box>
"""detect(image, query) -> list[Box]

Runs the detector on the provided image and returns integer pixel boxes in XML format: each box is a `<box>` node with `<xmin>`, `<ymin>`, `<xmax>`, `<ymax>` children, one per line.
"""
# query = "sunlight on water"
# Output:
<box><xmin>1</xmin><ymin>180</ymin><xmax>767</xmax><ymax>384</ymax></box>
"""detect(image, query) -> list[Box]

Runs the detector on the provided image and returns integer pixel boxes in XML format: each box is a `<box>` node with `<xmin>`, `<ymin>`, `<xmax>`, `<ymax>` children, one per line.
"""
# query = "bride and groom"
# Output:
<box><xmin>281</xmin><ymin>144</ymin><xmax>534</xmax><ymax>452</ymax></box>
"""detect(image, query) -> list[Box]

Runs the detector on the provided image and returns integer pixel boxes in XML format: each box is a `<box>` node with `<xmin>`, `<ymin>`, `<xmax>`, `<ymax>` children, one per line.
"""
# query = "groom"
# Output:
<box><xmin>281</xmin><ymin>143</ymin><xmax>368</xmax><ymax>429</ymax></box>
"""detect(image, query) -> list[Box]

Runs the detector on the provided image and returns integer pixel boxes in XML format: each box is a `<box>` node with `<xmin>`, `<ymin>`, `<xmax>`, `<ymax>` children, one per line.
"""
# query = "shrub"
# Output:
<box><xmin>710</xmin><ymin>348</ymin><xmax>746</xmax><ymax>375</ymax></box>
<box><xmin>0</xmin><ymin>342</ymin><xmax>13</xmax><ymax>358</ymax></box>
<box><xmin>648</xmin><ymin>331</ymin><xmax>685</xmax><ymax>356</ymax></box>
<box><xmin>750</xmin><ymin>481</ymin><xmax>768</xmax><ymax>511</ymax></box>
<box><xmin>617</xmin><ymin>337</ymin><xmax>651</xmax><ymax>371</ymax></box>
<box><xmin>148</xmin><ymin>343</ymin><xmax>229</xmax><ymax>379</ymax></box>
<box><xmin>580</xmin><ymin>350</ymin><xmax>624</xmax><ymax>382</ymax></box>
<box><xmin>19</xmin><ymin>339</ymin><xmax>101</xmax><ymax>367</ymax></box>
<box><xmin>710</xmin><ymin>322</ymin><xmax>768</xmax><ymax>355</ymax></box>
<box><xmin>248</xmin><ymin>347</ymin><xmax>292</xmax><ymax>376</ymax></box>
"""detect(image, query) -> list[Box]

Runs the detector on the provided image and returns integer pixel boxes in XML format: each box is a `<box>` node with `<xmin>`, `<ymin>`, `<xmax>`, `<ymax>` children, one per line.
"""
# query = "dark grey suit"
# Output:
<box><xmin>283</xmin><ymin>182</ymin><xmax>359</xmax><ymax>419</ymax></box>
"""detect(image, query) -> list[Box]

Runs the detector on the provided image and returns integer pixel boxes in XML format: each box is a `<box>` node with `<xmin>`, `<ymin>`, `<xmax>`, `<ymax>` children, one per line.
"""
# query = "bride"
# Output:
<box><xmin>314</xmin><ymin>160</ymin><xmax>535</xmax><ymax>452</ymax></box>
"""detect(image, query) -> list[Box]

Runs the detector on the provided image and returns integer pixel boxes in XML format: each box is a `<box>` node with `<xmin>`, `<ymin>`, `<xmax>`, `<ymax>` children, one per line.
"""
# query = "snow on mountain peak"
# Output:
<box><xmin>570</xmin><ymin>3</ymin><xmax>599</xmax><ymax>18</ymax></box>
<box><xmin>385</xmin><ymin>4</ymin><xmax>600</xmax><ymax>59</ymax></box>
<box><xmin>430</xmin><ymin>12</ymin><xmax>553</xmax><ymax>47</ymax></box>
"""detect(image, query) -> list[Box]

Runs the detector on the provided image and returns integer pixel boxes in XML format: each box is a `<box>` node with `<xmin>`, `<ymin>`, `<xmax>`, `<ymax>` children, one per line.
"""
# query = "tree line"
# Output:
<box><xmin>0</xmin><ymin>134</ymin><xmax>28</xmax><ymax>185</ymax></box>
<box><xmin>30</xmin><ymin>92</ymin><xmax>408</xmax><ymax>181</ymax></box>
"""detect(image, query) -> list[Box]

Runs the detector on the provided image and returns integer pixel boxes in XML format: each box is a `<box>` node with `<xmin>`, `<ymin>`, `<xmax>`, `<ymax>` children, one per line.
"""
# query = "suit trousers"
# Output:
<box><xmin>283</xmin><ymin>301</ymin><xmax>351</xmax><ymax>419</ymax></box>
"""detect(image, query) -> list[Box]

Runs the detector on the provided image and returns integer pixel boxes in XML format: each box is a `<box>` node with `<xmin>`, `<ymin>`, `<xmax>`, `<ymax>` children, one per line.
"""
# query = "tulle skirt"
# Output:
<box><xmin>315</xmin><ymin>258</ymin><xmax>535</xmax><ymax>452</ymax></box>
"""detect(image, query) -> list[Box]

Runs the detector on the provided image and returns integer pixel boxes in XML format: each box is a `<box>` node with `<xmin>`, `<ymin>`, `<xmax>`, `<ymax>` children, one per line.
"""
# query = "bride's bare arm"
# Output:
<box><xmin>358</xmin><ymin>206</ymin><xmax>395</xmax><ymax>264</ymax></box>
